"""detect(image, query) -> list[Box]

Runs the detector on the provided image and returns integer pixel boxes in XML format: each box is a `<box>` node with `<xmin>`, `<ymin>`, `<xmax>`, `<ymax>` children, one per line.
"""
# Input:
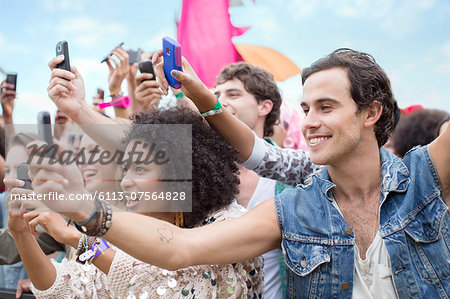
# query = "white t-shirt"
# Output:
<box><xmin>331</xmin><ymin>200</ymin><xmax>399</xmax><ymax>299</ymax></box>
<box><xmin>247</xmin><ymin>177</ymin><xmax>283</xmax><ymax>299</ymax></box>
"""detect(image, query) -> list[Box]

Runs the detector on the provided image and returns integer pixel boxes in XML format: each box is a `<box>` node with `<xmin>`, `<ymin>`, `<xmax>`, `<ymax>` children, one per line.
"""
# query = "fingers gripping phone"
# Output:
<box><xmin>37</xmin><ymin>111</ymin><xmax>54</xmax><ymax>156</ymax></box>
<box><xmin>138</xmin><ymin>60</ymin><xmax>156</xmax><ymax>81</ymax></box>
<box><xmin>56</xmin><ymin>40</ymin><xmax>71</xmax><ymax>71</ymax></box>
<box><xmin>162</xmin><ymin>37</ymin><xmax>182</xmax><ymax>89</ymax></box>
<box><xmin>6</xmin><ymin>73</ymin><xmax>17</xmax><ymax>91</ymax></box>
<box><xmin>17</xmin><ymin>162</ymin><xmax>32</xmax><ymax>190</ymax></box>
<box><xmin>101</xmin><ymin>42</ymin><xmax>124</xmax><ymax>63</ymax></box>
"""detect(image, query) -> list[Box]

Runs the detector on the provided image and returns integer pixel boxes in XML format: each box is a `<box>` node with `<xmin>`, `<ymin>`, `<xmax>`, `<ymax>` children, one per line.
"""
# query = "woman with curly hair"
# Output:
<box><xmin>8</xmin><ymin>107</ymin><xmax>264</xmax><ymax>298</ymax></box>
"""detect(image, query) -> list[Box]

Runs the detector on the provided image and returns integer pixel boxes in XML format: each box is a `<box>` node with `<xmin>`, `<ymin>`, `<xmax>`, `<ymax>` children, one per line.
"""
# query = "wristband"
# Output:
<box><xmin>110</xmin><ymin>89</ymin><xmax>121</xmax><ymax>97</ymax></box>
<box><xmin>99</xmin><ymin>200</ymin><xmax>113</xmax><ymax>236</ymax></box>
<box><xmin>175</xmin><ymin>92</ymin><xmax>184</xmax><ymax>99</ymax></box>
<box><xmin>74</xmin><ymin>197</ymin><xmax>112</xmax><ymax>237</ymax></box>
<box><xmin>98</xmin><ymin>96</ymin><xmax>130</xmax><ymax>109</ymax></box>
<box><xmin>75</xmin><ymin>208</ymin><xmax>97</xmax><ymax>226</ymax></box>
<box><xmin>75</xmin><ymin>235</ymin><xmax>97</xmax><ymax>263</ymax></box>
<box><xmin>75</xmin><ymin>234</ymin><xmax>86</xmax><ymax>255</ymax></box>
<box><xmin>74</xmin><ymin>197</ymin><xmax>102</xmax><ymax>236</ymax></box>
<box><xmin>199</xmin><ymin>98</ymin><xmax>222</xmax><ymax>117</ymax></box>
<box><xmin>90</xmin><ymin>238</ymin><xmax>110</xmax><ymax>260</ymax></box>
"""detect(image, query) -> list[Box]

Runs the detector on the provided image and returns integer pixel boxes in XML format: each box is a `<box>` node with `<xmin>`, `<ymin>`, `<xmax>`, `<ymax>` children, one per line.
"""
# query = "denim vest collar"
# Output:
<box><xmin>313</xmin><ymin>148</ymin><xmax>411</xmax><ymax>203</ymax></box>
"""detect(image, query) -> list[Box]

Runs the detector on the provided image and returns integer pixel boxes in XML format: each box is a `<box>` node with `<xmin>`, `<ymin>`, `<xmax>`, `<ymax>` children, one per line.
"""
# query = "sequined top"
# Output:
<box><xmin>31</xmin><ymin>203</ymin><xmax>264</xmax><ymax>298</ymax></box>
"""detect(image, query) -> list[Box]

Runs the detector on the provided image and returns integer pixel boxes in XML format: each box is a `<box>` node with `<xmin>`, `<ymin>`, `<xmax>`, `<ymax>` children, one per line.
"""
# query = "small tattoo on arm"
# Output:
<box><xmin>157</xmin><ymin>224</ymin><xmax>174</xmax><ymax>243</ymax></box>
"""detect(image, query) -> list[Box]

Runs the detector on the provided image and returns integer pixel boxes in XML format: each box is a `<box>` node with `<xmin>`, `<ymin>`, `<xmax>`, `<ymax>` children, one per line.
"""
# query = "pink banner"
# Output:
<box><xmin>177</xmin><ymin>0</ymin><xmax>249</xmax><ymax>87</ymax></box>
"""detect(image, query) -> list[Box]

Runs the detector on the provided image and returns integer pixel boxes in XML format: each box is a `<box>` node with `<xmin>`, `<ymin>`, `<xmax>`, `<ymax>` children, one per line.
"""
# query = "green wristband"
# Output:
<box><xmin>199</xmin><ymin>98</ymin><xmax>223</xmax><ymax>117</ymax></box>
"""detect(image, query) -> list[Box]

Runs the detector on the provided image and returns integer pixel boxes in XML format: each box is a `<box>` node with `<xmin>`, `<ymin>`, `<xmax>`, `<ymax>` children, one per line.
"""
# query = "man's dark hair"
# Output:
<box><xmin>125</xmin><ymin>107</ymin><xmax>240</xmax><ymax>228</ymax></box>
<box><xmin>216</xmin><ymin>62</ymin><xmax>282</xmax><ymax>137</ymax></box>
<box><xmin>302</xmin><ymin>48</ymin><xmax>396</xmax><ymax>147</ymax></box>
<box><xmin>391</xmin><ymin>109</ymin><xmax>449</xmax><ymax>158</ymax></box>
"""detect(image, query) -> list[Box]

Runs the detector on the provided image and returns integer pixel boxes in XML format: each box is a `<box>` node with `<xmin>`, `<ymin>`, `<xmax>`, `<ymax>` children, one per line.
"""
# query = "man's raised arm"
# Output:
<box><xmin>47</xmin><ymin>56</ymin><xmax>130</xmax><ymax>151</ymax></box>
<box><xmin>429</xmin><ymin>123</ymin><xmax>450</xmax><ymax>204</ymax></box>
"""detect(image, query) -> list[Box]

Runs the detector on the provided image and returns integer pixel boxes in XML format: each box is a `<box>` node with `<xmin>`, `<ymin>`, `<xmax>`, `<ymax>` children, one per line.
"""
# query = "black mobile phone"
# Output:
<box><xmin>56</xmin><ymin>40</ymin><xmax>71</xmax><ymax>71</ymax></box>
<box><xmin>97</xmin><ymin>88</ymin><xmax>104</xmax><ymax>100</ymax></box>
<box><xmin>6</xmin><ymin>73</ymin><xmax>17</xmax><ymax>91</ymax></box>
<box><xmin>17</xmin><ymin>162</ymin><xmax>32</xmax><ymax>190</ymax></box>
<box><xmin>101</xmin><ymin>42</ymin><xmax>125</xmax><ymax>63</ymax></box>
<box><xmin>37</xmin><ymin>111</ymin><xmax>55</xmax><ymax>157</ymax></box>
<box><xmin>138</xmin><ymin>60</ymin><xmax>156</xmax><ymax>81</ymax></box>
<box><xmin>128</xmin><ymin>50</ymin><xmax>142</xmax><ymax>65</ymax></box>
<box><xmin>37</xmin><ymin>111</ymin><xmax>53</xmax><ymax>145</ymax></box>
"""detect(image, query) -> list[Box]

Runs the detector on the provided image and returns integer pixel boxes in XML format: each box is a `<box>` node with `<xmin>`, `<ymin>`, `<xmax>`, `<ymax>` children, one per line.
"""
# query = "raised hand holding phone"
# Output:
<box><xmin>134</xmin><ymin>60</ymin><xmax>163</xmax><ymax>108</ymax></box>
<box><xmin>48</xmin><ymin>42</ymin><xmax>86</xmax><ymax>121</ymax></box>
<box><xmin>162</xmin><ymin>37</ymin><xmax>182</xmax><ymax>89</ymax></box>
<box><xmin>1</xmin><ymin>76</ymin><xmax>16</xmax><ymax>118</ymax></box>
<box><xmin>104</xmin><ymin>45</ymin><xmax>130</xmax><ymax>94</ymax></box>
<box><xmin>152</xmin><ymin>49</ymin><xmax>213</xmax><ymax>111</ymax></box>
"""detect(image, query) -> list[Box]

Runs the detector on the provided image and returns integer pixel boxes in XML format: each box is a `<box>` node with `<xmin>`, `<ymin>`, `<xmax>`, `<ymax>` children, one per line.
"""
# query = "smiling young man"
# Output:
<box><xmin>39</xmin><ymin>49</ymin><xmax>450</xmax><ymax>299</ymax></box>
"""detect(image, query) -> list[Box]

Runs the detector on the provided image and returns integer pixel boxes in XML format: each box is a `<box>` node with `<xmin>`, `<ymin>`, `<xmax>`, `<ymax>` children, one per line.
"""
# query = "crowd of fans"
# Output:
<box><xmin>0</xmin><ymin>42</ymin><xmax>448</xmax><ymax>299</ymax></box>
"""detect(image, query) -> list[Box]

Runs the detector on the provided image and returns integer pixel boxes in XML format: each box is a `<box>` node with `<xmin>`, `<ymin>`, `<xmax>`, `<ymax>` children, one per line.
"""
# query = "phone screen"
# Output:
<box><xmin>6</xmin><ymin>73</ymin><xmax>17</xmax><ymax>91</ymax></box>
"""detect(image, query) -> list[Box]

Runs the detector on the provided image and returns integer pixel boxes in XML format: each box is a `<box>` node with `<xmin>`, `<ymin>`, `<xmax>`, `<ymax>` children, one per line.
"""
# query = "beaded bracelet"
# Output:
<box><xmin>75</xmin><ymin>233</ymin><xmax>86</xmax><ymax>256</ymax></box>
<box><xmin>110</xmin><ymin>89</ymin><xmax>122</xmax><ymax>97</ymax></box>
<box><xmin>76</xmin><ymin>235</ymin><xmax>97</xmax><ymax>264</ymax></box>
<box><xmin>99</xmin><ymin>200</ymin><xmax>112</xmax><ymax>236</ymax></box>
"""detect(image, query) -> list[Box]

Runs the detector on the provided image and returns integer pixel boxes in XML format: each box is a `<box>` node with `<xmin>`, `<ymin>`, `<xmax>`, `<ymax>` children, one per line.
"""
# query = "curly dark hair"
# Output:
<box><xmin>302</xmin><ymin>48</ymin><xmax>396</xmax><ymax>147</ymax></box>
<box><xmin>216</xmin><ymin>62</ymin><xmax>282</xmax><ymax>137</ymax></box>
<box><xmin>391</xmin><ymin>109</ymin><xmax>449</xmax><ymax>158</ymax></box>
<box><xmin>123</xmin><ymin>107</ymin><xmax>240</xmax><ymax>228</ymax></box>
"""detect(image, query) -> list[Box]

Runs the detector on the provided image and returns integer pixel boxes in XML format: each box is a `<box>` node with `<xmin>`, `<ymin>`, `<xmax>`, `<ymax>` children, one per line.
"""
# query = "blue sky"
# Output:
<box><xmin>1</xmin><ymin>0</ymin><xmax>449</xmax><ymax>124</ymax></box>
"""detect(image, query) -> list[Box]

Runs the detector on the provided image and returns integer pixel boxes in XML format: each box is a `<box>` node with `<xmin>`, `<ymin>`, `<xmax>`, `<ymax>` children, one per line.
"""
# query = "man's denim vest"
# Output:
<box><xmin>275</xmin><ymin>147</ymin><xmax>449</xmax><ymax>298</ymax></box>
